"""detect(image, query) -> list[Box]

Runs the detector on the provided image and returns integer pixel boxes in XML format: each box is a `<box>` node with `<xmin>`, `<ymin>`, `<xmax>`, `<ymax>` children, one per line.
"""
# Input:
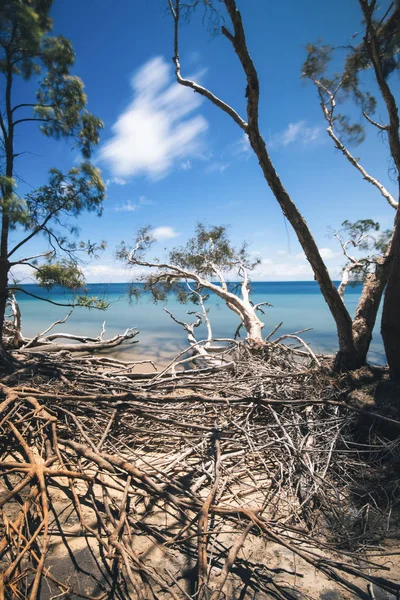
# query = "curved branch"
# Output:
<box><xmin>362</xmin><ymin>110</ymin><xmax>389</xmax><ymax>131</ymax></box>
<box><xmin>312</xmin><ymin>76</ymin><xmax>397</xmax><ymax>210</ymax></box>
<box><xmin>169</xmin><ymin>0</ymin><xmax>248</xmax><ymax>131</ymax></box>
<box><xmin>20</xmin><ymin>328</ymin><xmax>139</xmax><ymax>354</ymax></box>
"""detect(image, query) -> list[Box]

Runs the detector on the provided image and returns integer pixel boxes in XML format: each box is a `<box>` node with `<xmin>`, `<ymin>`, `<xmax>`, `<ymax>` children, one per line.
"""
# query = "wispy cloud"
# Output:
<box><xmin>114</xmin><ymin>195</ymin><xmax>153</xmax><ymax>213</ymax></box>
<box><xmin>231</xmin><ymin>133</ymin><xmax>251</xmax><ymax>158</ymax></box>
<box><xmin>269</xmin><ymin>120</ymin><xmax>321</xmax><ymax>149</ymax></box>
<box><xmin>114</xmin><ymin>201</ymin><xmax>139</xmax><ymax>213</ymax></box>
<box><xmin>179</xmin><ymin>160</ymin><xmax>192</xmax><ymax>171</ymax></box>
<box><xmin>319</xmin><ymin>247</ymin><xmax>338</xmax><ymax>260</ymax></box>
<box><xmin>153</xmin><ymin>226</ymin><xmax>179</xmax><ymax>241</ymax></box>
<box><xmin>100</xmin><ymin>56</ymin><xmax>208</xmax><ymax>180</ymax></box>
<box><xmin>295</xmin><ymin>247</ymin><xmax>338</xmax><ymax>261</ymax></box>
<box><xmin>82</xmin><ymin>263</ymin><xmax>131</xmax><ymax>283</ymax></box>
<box><xmin>252</xmin><ymin>257</ymin><xmax>313</xmax><ymax>280</ymax></box>
<box><xmin>106</xmin><ymin>177</ymin><xmax>127</xmax><ymax>186</ymax></box>
<box><xmin>250</xmin><ymin>246</ymin><xmax>341</xmax><ymax>280</ymax></box>
<box><xmin>205</xmin><ymin>161</ymin><xmax>230</xmax><ymax>174</ymax></box>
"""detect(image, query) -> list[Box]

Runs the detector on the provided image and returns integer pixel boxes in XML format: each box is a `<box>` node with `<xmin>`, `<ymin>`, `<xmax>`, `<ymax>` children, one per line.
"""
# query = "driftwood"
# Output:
<box><xmin>1</xmin><ymin>338</ymin><xmax>399</xmax><ymax>600</ymax></box>
<box><xmin>5</xmin><ymin>309</ymin><xmax>139</xmax><ymax>354</ymax></box>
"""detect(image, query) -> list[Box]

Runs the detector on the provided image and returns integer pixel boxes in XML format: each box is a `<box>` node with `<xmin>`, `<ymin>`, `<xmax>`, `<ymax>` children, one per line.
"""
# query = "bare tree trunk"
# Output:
<box><xmin>0</xmin><ymin>257</ymin><xmax>8</xmax><ymax>327</ymax></box>
<box><xmin>224</xmin><ymin>0</ymin><xmax>358</xmax><ymax>367</ymax></box>
<box><xmin>246</xmin><ymin>130</ymin><xmax>359</xmax><ymax>368</ymax></box>
<box><xmin>0</xmin><ymin>57</ymin><xmax>14</xmax><ymax>367</ymax></box>
<box><xmin>358</xmin><ymin>0</ymin><xmax>400</xmax><ymax>380</ymax></box>
<box><xmin>170</xmin><ymin>0</ymin><xmax>359</xmax><ymax>370</ymax></box>
<box><xmin>0</xmin><ymin>205</ymin><xmax>12</xmax><ymax>366</ymax></box>
<box><xmin>381</xmin><ymin>212</ymin><xmax>400</xmax><ymax>379</ymax></box>
<box><xmin>352</xmin><ymin>260</ymin><xmax>389</xmax><ymax>365</ymax></box>
<box><xmin>5</xmin><ymin>294</ymin><xmax>25</xmax><ymax>349</ymax></box>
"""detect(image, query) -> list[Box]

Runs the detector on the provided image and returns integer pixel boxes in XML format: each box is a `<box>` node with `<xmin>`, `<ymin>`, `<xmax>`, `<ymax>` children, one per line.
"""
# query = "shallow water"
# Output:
<box><xmin>15</xmin><ymin>282</ymin><xmax>386</xmax><ymax>367</ymax></box>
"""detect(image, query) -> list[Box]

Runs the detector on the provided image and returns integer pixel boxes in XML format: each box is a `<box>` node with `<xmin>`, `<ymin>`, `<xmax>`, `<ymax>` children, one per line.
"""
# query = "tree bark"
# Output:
<box><xmin>0</xmin><ymin>52</ymin><xmax>14</xmax><ymax>367</ymax></box>
<box><xmin>223</xmin><ymin>0</ymin><xmax>359</xmax><ymax>367</ymax></box>
<box><xmin>20</xmin><ymin>328</ymin><xmax>139</xmax><ymax>354</ymax></box>
<box><xmin>358</xmin><ymin>0</ymin><xmax>400</xmax><ymax>379</ymax></box>
<box><xmin>352</xmin><ymin>259</ymin><xmax>389</xmax><ymax>365</ymax></box>
<box><xmin>381</xmin><ymin>211</ymin><xmax>400</xmax><ymax>379</ymax></box>
<box><xmin>246</xmin><ymin>129</ymin><xmax>359</xmax><ymax>367</ymax></box>
<box><xmin>170</xmin><ymin>0</ymin><xmax>360</xmax><ymax>369</ymax></box>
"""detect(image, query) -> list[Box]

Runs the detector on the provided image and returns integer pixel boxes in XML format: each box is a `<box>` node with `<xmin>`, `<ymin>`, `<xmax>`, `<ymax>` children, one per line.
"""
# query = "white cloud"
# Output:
<box><xmin>106</xmin><ymin>177</ymin><xmax>127</xmax><ymax>186</ymax></box>
<box><xmin>100</xmin><ymin>56</ymin><xmax>208</xmax><ymax>180</ymax></box>
<box><xmin>269</xmin><ymin>120</ymin><xmax>321</xmax><ymax>149</ymax></box>
<box><xmin>114</xmin><ymin>201</ymin><xmax>139</xmax><ymax>212</ymax></box>
<box><xmin>179</xmin><ymin>160</ymin><xmax>192</xmax><ymax>171</ymax></box>
<box><xmin>153</xmin><ymin>226</ymin><xmax>179</xmax><ymax>241</ymax></box>
<box><xmin>114</xmin><ymin>195</ymin><xmax>153</xmax><ymax>212</ymax></box>
<box><xmin>205</xmin><ymin>161</ymin><xmax>230</xmax><ymax>174</ymax></box>
<box><xmin>295</xmin><ymin>247</ymin><xmax>337</xmax><ymax>261</ymax></box>
<box><xmin>250</xmin><ymin>246</ymin><xmax>341</xmax><ymax>281</ymax></box>
<box><xmin>9</xmin><ymin>263</ymin><xmax>35</xmax><ymax>283</ymax></box>
<box><xmin>82</xmin><ymin>263</ymin><xmax>131</xmax><ymax>282</ymax></box>
<box><xmin>319</xmin><ymin>247</ymin><xmax>338</xmax><ymax>260</ymax></box>
<box><xmin>231</xmin><ymin>133</ymin><xmax>251</xmax><ymax>158</ymax></box>
<box><xmin>252</xmin><ymin>257</ymin><xmax>313</xmax><ymax>280</ymax></box>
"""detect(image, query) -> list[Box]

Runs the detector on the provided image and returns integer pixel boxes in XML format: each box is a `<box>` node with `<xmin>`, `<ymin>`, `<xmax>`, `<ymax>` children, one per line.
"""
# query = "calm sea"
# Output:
<box><xmin>14</xmin><ymin>282</ymin><xmax>386</xmax><ymax>367</ymax></box>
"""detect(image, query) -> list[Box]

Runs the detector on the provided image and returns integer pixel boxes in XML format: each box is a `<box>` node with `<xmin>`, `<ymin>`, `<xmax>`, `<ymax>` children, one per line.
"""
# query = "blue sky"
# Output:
<box><xmin>9</xmin><ymin>0</ymin><xmax>398</xmax><ymax>283</ymax></box>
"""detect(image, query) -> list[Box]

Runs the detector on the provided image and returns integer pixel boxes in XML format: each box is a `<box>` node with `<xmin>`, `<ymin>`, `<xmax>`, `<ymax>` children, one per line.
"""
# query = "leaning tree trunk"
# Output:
<box><xmin>350</xmin><ymin>253</ymin><xmax>391</xmax><ymax>366</ymax></box>
<box><xmin>171</xmin><ymin>0</ymin><xmax>366</xmax><ymax>368</ymax></box>
<box><xmin>222</xmin><ymin>0</ymin><xmax>361</xmax><ymax>370</ymax></box>
<box><xmin>246</xmin><ymin>130</ymin><xmax>360</xmax><ymax>369</ymax></box>
<box><xmin>381</xmin><ymin>211</ymin><xmax>400</xmax><ymax>380</ymax></box>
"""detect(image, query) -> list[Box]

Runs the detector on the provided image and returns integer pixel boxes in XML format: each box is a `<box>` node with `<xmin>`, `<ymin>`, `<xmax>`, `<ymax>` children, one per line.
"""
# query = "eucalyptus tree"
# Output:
<box><xmin>166</xmin><ymin>0</ymin><xmax>400</xmax><ymax>375</ymax></box>
<box><xmin>0</xmin><ymin>0</ymin><xmax>105</xmax><ymax>362</ymax></box>
<box><xmin>166</xmin><ymin>0</ymin><xmax>363</xmax><ymax>370</ymax></box>
<box><xmin>118</xmin><ymin>224</ymin><xmax>269</xmax><ymax>342</ymax></box>
<box><xmin>303</xmin><ymin>0</ymin><xmax>400</xmax><ymax>379</ymax></box>
<box><xmin>302</xmin><ymin>43</ymin><xmax>395</xmax><ymax>368</ymax></box>
<box><xmin>357</xmin><ymin>0</ymin><xmax>400</xmax><ymax>380</ymax></box>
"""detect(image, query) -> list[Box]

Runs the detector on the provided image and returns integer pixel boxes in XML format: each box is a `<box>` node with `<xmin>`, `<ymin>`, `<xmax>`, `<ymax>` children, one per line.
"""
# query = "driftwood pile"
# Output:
<box><xmin>1</xmin><ymin>340</ymin><xmax>400</xmax><ymax>599</ymax></box>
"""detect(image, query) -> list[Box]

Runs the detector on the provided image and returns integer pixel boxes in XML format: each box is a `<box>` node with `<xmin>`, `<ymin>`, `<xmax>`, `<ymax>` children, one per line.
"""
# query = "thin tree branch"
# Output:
<box><xmin>169</xmin><ymin>0</ymin><xmax>248</xmax><ymax>131</ymax></box>
<box><xmin>312</xmin><ymin>76</ymin><xmax>398</xmax><ymax>209</ymax></box>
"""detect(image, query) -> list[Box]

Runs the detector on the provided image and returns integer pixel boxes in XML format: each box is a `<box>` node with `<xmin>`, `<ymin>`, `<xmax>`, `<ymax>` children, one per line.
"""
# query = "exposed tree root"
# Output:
<box><xmin>1</xmin><ymin>341</ymin><xmax>400</xmax><ymax>599</ymax></box>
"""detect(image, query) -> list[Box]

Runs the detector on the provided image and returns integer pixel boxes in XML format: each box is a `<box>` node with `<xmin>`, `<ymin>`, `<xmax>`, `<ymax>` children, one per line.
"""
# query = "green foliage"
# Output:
<box><xmin>32</xmin><ymin>260</ymin><xmax>108</xmax><ymax>309</ymax></box>
<box><xmin>334</xmin><ymin>116</ymin><xmax>365</xmax><ymax>145</ymax></box>
<box><xmin>116</xmin><ymin>227</ymin><xmax>154</xmax><ymax>264</ymax></box>
<box><xmin>144</xmin><ymin>277</ymin><xmax>179</xmax><ymax>304</ymax></box>
<box><xmin>339</xmin><ymin>219</ymin><xmax>392</xmax><ymax>283</ymax></box>
<box><xmin>304</xmin><ymin>3</ymin><xmax>400</xmax><ymax>143</ymax></box>
<box><xmin>35</xmin><ymin>260</ymin><xmax>85</xmax><ymax>290</ymax></box>
<box><xmin>0</xmin><ymin>0</ymin><xmax>108</xmax><ymax>327</ymax></box>
<box><xmin>302</xmin><ymin>43</ymin><xmax>368</xmax><ymax>147</ymax></box>
<box><xmin>0</xmin><ymin>0</ymin><xmax>53</xmax><ymax>78</ymax></box>
<box><xmin>169</xmin><ymin>223</ymin><xmax>260</xmax><ymax>277</ymax></box>
<box><xmin>120</xmin><ymin>224</ymin><xmax>260</xmax><ymax>307</ymax></box>
<box><xmin>126</xmin><ymin>283</ymin><xmax>142</xmax><ymax>304</ymax></box>
<box><xmin>302</xmin><ymin>43</ymin><xmax>332</xmax><ymax>78</ymax></box>
<box><xmin>342</xmin><ymin>219</ymin><xmax>380</xmax><ymax>242</ymax></box>
<box><xmin>75</xmin><ymin>295</ymin><xmax>109</xmax><ymax>310</ymax></box>
<box><xmin>343</xmin><ymin>4</ymin><xmax>400</xmax><ymax>86</ymax></box>
<box><xmin>0</xmin><ymin>1</ymin><xmax>103</xmax><ymax>159</ymax></box>
<box><xmin>23</xmin><ymin>163</ymin><xmax>105</xmax><ymax>229</ymax></box>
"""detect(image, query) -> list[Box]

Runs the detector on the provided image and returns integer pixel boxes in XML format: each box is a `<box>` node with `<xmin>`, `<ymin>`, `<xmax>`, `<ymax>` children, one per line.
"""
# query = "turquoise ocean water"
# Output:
<box><xmin>15</xmin><ymin>282</ymin><xmax>386</xmax><ymax>368</ymax></box>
